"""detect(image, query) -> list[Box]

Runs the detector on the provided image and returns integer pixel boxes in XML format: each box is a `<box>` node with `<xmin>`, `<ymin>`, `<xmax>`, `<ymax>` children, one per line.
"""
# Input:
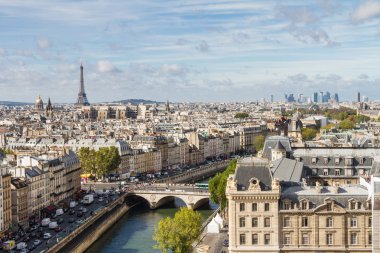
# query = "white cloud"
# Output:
<box><xmin>37</xmin><ymin>37</ymin><xmax>52</xmax><ymax>49</ymax></box>
<box><xmin>0</xmin><ymin>48</ymin><xmax>6</xmax><ymax>56</ymax></box>
<box><xmin>96</xmin><ymin>60</ymin><xmax>119</xmax><ymax>73</ymax></box>
<box><xmin>352</xmin><ymin>1</ymin><xmax>380</xmax><ymax>23</ymax></box>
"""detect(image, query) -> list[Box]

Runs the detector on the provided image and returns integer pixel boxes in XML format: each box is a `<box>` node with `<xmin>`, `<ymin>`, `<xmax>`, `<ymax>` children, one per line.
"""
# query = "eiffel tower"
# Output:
<box><xmin>76</xmin><ymin>63</ymin><xmax>90</xmax><ymax>106</ymax></box>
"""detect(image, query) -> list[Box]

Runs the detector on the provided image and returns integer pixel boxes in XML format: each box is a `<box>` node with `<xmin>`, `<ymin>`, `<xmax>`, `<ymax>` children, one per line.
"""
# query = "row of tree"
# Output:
<box><xmin>153</xmin><ymin>207</ymin><xmax>201</xmax><ymax>253</ymax></box>
<box><xmin>77</xmin><ymin>147</ymin><xmax>121</xmax><ymax>178</ymax></box>
<box><xmin>208</xmin><ymin>159</ymin><xmax>237</xmax><ymax>210</ymax></box>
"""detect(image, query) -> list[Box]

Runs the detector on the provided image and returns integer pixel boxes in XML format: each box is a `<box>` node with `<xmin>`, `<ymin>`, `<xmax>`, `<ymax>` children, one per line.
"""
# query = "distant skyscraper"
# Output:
<box><xmin>334</xmin><ymin>93</ymin><xmax>339</xmax><ymax>103</ymax></box>
<box><xmin>270</xmin><ymin>95</ymin><xmax>274</xmax><ymax>103</ymax></box>
<box><xmin>323</xmin><ymin>91</ymin><xmax>331</xmax><ymax>103</ymax></box>
<box><xmin>76</xmin><ymin>63</ymin><xmax>90</xmax><ymax>106</ymax></box>
<box><xmin>313</xmin><ymin>92</ymin><xmax>318</xmax><ymax>103</ymax></box>
<box><xmin>319</xmin><ymin>91</ymin><xmax>324</xmax><ymax>103</ymax></box>
<box><xmin>287</xmin><ymin>94</ymin><xmax>295</xmax><ymax>103</ymax></box>
<box><xmin>357</xmin><ymin>92</ymin><xmax>361</xmax><ymax>103</ymax></box>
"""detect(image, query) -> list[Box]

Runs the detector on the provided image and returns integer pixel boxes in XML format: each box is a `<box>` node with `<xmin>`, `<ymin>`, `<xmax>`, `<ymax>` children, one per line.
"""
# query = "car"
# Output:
<box><xmin>20</xmin><ymin>248</ymin><xmax>29</xmax><ymax>253</ymax></box>
<box><xmin>81</xmin><ymin>208</ymin><xmax>88</xmax><ymax>213</ymax></box>
<box><xmin>69</xmin><ymin>209</ymin><xmax>75</xmax><ymax>215</ymax></box>
<box><xmin>68</xmin><ymin>218</ymin><xmax>75</xmax><ymax>223</ymax></box>
<box><xmin>77</xmin><ymin>211</ymin><xmax>83</xmax><ymax>217</ymax></box>
<box><xmin>55</xmin><ymin>226</ymin><xmax>63</xmax><ymax>232</ymax></box>
<box><xmin>57</xmin><ymin>218</ymin><xmax>64</xmax><ymax>224</ymax></box>
<box><xmin>98</xmin><ymin>197</ymin><xmax>104</xmax><ymax>202</ymax></box>
<box><xmin>30</xmin><ymin>232</ymin><xmax>37</xmax><ymax>239</ymax></box>
<box><xmin>30</xmin><ymin>225</ymin><xmax>38</xmax><ymax>231</ymax></box>
<box><xmin>33</xmin><ymin>239</ymin><xmax>42</xmax><ymax>246</ymax></box>
<box><xmin>222</xmin><ymin>239</ymin><xmax>229</xmax><ymax>247</ymax></box>
<box><xmin>28</xmin><ymin>244</ymin><xmax>36</xmax><ymax>251</ymax></box>
<box><xmin>76</xmin><ymin>219</ymin><xmax>84</xmax><ymax>224</ymax></box>
<box><xmin>43</xmin><ymin>233</ymin><xmax>52</xmax><ymax>239</ymax></box>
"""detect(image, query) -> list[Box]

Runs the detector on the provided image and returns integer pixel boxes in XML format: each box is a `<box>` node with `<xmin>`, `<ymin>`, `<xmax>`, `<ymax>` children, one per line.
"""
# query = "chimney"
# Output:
<box><xmin>332</xmin><ymin>181</ymin><xmax>339</xmax><ymax>194</ymax></box>
<box><xmin>316</xmin><ymin>181</ymin><xmax>321</xmax><ymax>193</ymax></box>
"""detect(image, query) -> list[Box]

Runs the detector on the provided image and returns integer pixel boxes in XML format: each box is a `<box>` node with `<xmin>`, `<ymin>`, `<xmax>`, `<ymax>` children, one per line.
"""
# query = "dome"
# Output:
<box><xmin>34</xmin><ymin>95</ymin><xmax>44</xmax><ymax>111</ymax></box>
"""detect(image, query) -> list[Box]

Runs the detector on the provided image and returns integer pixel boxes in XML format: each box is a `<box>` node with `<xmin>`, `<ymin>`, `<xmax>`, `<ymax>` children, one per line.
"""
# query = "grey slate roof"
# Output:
<box><xmin>262</xmin><ymin>136</ymin><xmax>291</xmax><ymax>159</ymax></box>
<box><xmin>271</xmin><ymin>158</ymin><xmax>304</xmax><ymax>182</ymax></box>
<box><xmin>281</xmin><ymin>184</ymin><xmax>369</xmax><ymax>208</ymax></box>
<box><xmin>235</xmin><ymin>157</ymin><xmax>272</xmax><ymax>191</ymax></box>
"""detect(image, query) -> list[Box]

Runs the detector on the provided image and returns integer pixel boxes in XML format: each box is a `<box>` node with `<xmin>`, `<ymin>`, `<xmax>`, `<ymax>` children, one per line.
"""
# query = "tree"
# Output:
<box><xmin>339</xmin><ymin>119</ymin><xmax>354</xmax><ymax>129</ymax></box>
<box><xmin>301</xmin><ymin>128</ymin><xmax>318</xmax><ymax>141</ymax></box>
<box><xmin>153</xmin><ymin>207</ymin><xmax>201</xmax><ymax>253</ymax></box>
<box><xmin>234</xmin><ymin>112</ymin><xmax>249</xmax><ymax>119</ymax></box>
<box><xmin>253</xmin><ymin>135</ymin><xmax>266</xmax><ymax>152</ymax></box>
<box><xmin>209</xmin><ymin>159</ymin><xmax>237</xmax><ymax>210</ymax></box>
<box><xmin>78</xmin><ymin>146</ymin><xmax>121</xmax><ymax>178</ymax></box>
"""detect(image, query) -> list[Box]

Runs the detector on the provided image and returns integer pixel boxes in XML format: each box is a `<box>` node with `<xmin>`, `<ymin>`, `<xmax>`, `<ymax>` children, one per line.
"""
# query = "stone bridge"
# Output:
<box><xmin>126</xmin><ymin>189</ymin><xmax>210</xmax><ymax>210</ymax></box>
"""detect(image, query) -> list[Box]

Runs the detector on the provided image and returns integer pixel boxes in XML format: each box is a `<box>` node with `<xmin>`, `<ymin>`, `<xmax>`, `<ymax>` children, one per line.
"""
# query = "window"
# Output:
<box><xmin>265</xmin><ymin>203</ymin><xmax>270</xmax><ymax>211</ymax></box>
<box><xmin>302</xmin><ymin>217</ymin><xmax>308</xmax><ymax>227</ymax></box>
<box><xmin>335</xmin><ymin>157</ymin><xmax>340</xmax><ymax>164</ymax></box>
<box><xmin>335</xmin><ymin>169</ymin><xmax>340</xmax><ymax>176</ymax></box>
<box><xmin>250</xmin><ymin>217</ymin><xmax>258</xmax><ymax>227</ymax></box>
<box><xmin>350</xmin><ymin>217</ymin><xmax>357</xmax><ymax>228</ymax></box>
<box><xmin>368</xmin><ymin>233</ymin><xmax>372</xmax><ymax>245</ymax></box>
<box><xmin>312</xmin><ymin>157</ymin><xmax>317</xmax><ymax>164</ymax></box>
<box><xmin>240</xmin><ymin>203</ymin><xmax>245</xmax><ymax>211</ymax></box>
<box><xmin>264</xmin><ymin>234</ymin><xmax>270</xmax><ymax>245</ymax></box>
<box><xmin>350</xmin><ymin>233</ymin><xmax>357</xmax><ymax>245</ymax></box>
<box><xmin>369</xmin><ymin>217</ymin><xmax>372</xmax><ymax>227</ymax></box>
<box><xmin>284</xmin><ymin>233</ymin><xmax>291</xmax><ymax>245</ymax></box>
<box><xmin>326</xmin><ymin>233</ymin><xmax>333</xmax><ymax>245</ymax></box>
<box><xmin>326</xmin><ymin>217</ymin><xmax>333</xmax><ymax>227</ymax></box>
<box><xmin>252</xmin><ymin>234</ymin><xmax>258</xmax><ymax>245</ymax></box>
<box><xmin>283</xmin><ymin>217</ymin><xmax>291</xmax><ymax>227</ymax></box>
<box><xmin>264</xmin><ymin>217</ymin><xmax>271</xmax><ymax>227</ymax></box>
<box><xmin>252</xmin><ymin>203</ymin><xmax>257</xmax><ymax>211</ymax></box>
<box><xmin>323</xmin><ymin>169</ymin><xmax>329</xmax><ymax>176</ymax></box>
<box><xmin>283</xmin><ymin>202</ymin><xmax>290</xmax><ymax>210</ymax></box>
<box><xmin>350</xmin><ymin>201</ymin><xmax>356</xmax><ymax>210</ymax></box>
<box><xmin>239</xmin><ymin>217</ymin><xmax>246</xmax><ymax>227</ymax></box>
<box><xmin>240</xmin><ymin>234</ymin><xmax>246</xmax><ymax>245</ymax></box>
<box><xmin>301</xmin><ymin>201</ymin><xmax>308</xmax><ymax>210</ymax></box>
<box><xmin>301</xmin><ymin>233</ymin><xmax>309</xmax><ymax>245</ymax></box>
<box><xmin>327</xmin><ymin>203</ymin><xmax>332</xmax><ymax>211</ymax></box>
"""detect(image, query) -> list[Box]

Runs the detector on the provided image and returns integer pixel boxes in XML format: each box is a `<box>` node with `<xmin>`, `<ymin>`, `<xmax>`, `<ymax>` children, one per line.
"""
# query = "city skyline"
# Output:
<box><xmin>1</xmin><ymin>0</ymin><xmax>380</xmax><ymax>102</ymax></box>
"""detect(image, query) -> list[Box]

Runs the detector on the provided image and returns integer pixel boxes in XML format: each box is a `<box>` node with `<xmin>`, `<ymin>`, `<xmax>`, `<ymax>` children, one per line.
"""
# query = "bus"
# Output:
<box><xmin>195</xmin><ymin>183</ymin><xmax>208</xmax><ymax>189</ymax></box>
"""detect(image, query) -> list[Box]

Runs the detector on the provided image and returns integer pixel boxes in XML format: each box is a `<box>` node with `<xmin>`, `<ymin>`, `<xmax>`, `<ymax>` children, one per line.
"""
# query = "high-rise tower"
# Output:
<box><xmin>76</xmin><ymin>63</ymin><xmax>90</xmax><ymax>106</ymax></box>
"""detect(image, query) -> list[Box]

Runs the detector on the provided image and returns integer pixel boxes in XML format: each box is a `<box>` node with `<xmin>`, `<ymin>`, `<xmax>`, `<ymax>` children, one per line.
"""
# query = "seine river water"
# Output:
<box><xmin>85</xmin><ymin>199</ymin><xmax>217</xmax><ymax>253</ymax></box>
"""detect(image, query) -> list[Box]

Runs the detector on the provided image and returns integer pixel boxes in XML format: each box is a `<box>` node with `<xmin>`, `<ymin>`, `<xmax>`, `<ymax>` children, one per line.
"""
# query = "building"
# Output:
<box><xmin>11</xmin><ymin>178</ymin><xmax>28</xmax><ymax>230</ymax></box>
<box><xmin>226</xmin><ymin>156</ymin><xmax>373</xmax><ymax>253</ymax></box>
<box><xmin>0</xmin><ymin>167</ymin><xmax>12</xmax><ymax>232</ymax></box>
<box><xmin>357</xmin><ymin>92</ymin><xmax>361</xmax><ymax>103</ymax></box>
<box><xmin>34</xmin><ymin>95</ymin><xmax>44</xmax><ymax>111</ymax></box>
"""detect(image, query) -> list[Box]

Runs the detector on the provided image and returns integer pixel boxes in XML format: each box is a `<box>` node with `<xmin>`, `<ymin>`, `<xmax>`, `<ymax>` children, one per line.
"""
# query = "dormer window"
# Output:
<box><xmin>323</xmin><ymin>169</ymin><xmax>329</xmax><ymax>176</ymax></box>
<box><xmin>312</xmin><ymin>157</ymin><xmax>317</xmax><ymax>164</ymax></box>
<box><xmin>349</xmin><ymin>199</ymin><xmax>357</xmax><ymax>210</ymax></box>
<box><xmin>359</xmin><ymin>157</ymin><xmax>364</xmax><ymax>165</ymax></box>
<box><xmin>335</xmin><ymin>157</ymin><xmax>340</xmax><ymax>165</ymax></box>
<box><xmin>324</xmin><ymin>157</ymin><xmax>329</xmax><ymax>164</ymax></box>
<box><xmin>345</xmin><ymin>157</ymin><xmax>353</xmax><ymax>166</ymax></box>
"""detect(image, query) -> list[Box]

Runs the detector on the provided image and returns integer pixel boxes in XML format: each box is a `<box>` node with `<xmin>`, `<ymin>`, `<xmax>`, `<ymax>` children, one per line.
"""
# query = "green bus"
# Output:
<box><xmin>195</xmin><ymin>183</ymin><xmax>208</xmax><ymax>189</ymax></box>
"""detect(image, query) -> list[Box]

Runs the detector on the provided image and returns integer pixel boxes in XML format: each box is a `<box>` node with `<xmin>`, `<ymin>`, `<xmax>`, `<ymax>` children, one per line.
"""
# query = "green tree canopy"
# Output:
<box><xmin>77</xmin><ymin>147</ymin><xmax>121</xmax><ymax>178</ymax></box>
<box><xmin>209</xmin><ymin>159</ymin><xmax>237</xmax><ymax>210</ymax></box>
<box><xmin>253</xmin><ymin>135</ymin><xmax>266</xmax><ymax>152</ymax></box>
<box><xmin>301</xmin><ymin>128</ymin><xmax>318</xmax><ymax>141</ymax></box>
<box><xmin>153</xmin><ymin>207</ymin><xmax>201</xmax><ymax>253</ymax></box>
<box><xmin>339</xmin><ymin>119</ymin><xmax>355</xmax><ymax>129</ymax></box>
<box><xmin>234</xmin><ymin>112</ymin><xmax>249</xmax><ymax>119</ymax></box>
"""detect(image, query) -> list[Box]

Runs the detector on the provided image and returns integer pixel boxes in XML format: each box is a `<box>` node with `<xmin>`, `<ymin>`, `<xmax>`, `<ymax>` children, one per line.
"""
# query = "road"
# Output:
<box><xmin>23</xmin><ymin>191</ymin><xmax>121</xmax><ymax>253</ymax></box>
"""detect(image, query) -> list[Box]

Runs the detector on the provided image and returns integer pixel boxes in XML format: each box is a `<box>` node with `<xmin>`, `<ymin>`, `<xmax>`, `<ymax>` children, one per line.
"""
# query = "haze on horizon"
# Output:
<box><xmin>0</xmin><ymin>0</ymin><xmax>380</xmax><ymax>103</ymax></box>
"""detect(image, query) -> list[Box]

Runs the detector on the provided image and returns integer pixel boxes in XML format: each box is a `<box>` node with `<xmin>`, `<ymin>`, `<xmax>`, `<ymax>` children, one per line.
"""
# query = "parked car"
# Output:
<box><xmin>28</xmin><ymin>244</ymin><xmax>36</xmax><ymax>251</ymax></box>
<box><xmin>77</xmin><ymin>211</ymin><xmax>83</xmax><ymax>217</ymax></box>
<box><xmin>48</xmin><ymin>221</ymin><xmax>58</xmax><ymax>229</ymax></box>
<box><xmin>33</xmin><ymin>239</ymin><xmax>42</xmax><ymax>246</ymax></box>
<box><xmin>82</xmin><ymin>208</ymin><xmax>88</xmax><ymax>213</ymax></box>
<box><xmin>43</xmin><ymin>233</ymin><xmax>52</xmax><ymax>239</ymax></box>
<box><xmin>55</xmin><ymin>226</ymin><xmax>63</xmax><ymax>232</ymax></box>
<box><xmin>57</xmin><ymin>218</ymin><xmax>64</xmax><ymax>224</ymax></box>
<box><xmin>69</xmin><ymin>210</ymin><xmax>75</xmax><ymax>215</ymax></box>
<box><xmin>41</xmin><ymin>218</ymin><xmax>51</xmax><ymax>227</ymax></box>
<box><xmin>68</xmin><ymin>218</ymin><xmax>75</xmax><ymax>223</ymax></box>
<box><xmin>20</xmin><ymin>248</ymin><xmax>29</xmax><ymax>253</ymax></box>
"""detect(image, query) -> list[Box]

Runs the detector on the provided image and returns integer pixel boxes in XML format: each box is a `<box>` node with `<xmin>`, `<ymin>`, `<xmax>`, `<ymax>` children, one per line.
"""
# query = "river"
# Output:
<box><xmin>86</xmin><ymin>184</ymin><xmax>217</xmax><ymax>253</ymax></box>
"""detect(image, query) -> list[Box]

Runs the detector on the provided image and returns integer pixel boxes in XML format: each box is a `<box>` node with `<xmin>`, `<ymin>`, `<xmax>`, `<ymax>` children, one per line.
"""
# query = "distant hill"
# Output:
<box><xmin>112</xmin><ymin>99</ymin><xmax>164</xmax><ymax>105</ymax></box>
<box><xmin>0</xmin><ymin>101</ymin><xmax>32</xmax><ymax>106</ymax></box>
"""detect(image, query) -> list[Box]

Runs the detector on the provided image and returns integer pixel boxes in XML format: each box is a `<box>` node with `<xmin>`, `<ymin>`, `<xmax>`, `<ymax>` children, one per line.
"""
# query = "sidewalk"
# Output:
<box><xmin>193</xmin><ymin>230</ymin><xmax>228</xmax><ymax>253</ymax></box>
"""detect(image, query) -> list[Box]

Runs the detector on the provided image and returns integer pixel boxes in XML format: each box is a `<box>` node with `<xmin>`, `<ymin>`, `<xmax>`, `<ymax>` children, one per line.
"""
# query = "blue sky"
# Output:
<box><xmin>0</xmin><ymin>0</ymin><xmax>380</xmax><ymax>103</ymax></box>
